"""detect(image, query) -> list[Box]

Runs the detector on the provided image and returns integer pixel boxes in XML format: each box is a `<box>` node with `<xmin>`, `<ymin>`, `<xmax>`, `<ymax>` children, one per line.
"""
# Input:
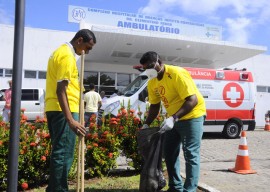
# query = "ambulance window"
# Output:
<box><xmin>257</xmin><ymin>86</ymin><xmax>267</xmax><ymax>92</ymax></box>
<box><xmin>122</xmin><ymin>75</ymin><xmax>148</xmax><ymax>97</ymax></box>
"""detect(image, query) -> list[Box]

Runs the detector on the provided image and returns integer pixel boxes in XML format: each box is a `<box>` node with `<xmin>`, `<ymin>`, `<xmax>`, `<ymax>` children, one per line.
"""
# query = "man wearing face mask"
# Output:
<box><xmin>140</xmin><ymin>51</ymin><xmax>206</xmax><ymax>192</ymax></box>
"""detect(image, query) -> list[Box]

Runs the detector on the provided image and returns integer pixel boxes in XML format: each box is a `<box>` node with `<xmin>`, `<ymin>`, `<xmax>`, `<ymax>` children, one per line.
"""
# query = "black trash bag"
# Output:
<box><xmin>137</xmin><ymin>127</ymin><xmax>166</xmax><ymax>192</ymax></box>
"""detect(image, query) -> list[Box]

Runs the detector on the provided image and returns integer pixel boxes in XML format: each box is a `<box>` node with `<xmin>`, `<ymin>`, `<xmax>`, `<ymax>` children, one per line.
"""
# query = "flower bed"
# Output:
<box><xmin>0</xmin><ymin>106</ymin><xmax>164</xmax><ymax>191</ymax></box>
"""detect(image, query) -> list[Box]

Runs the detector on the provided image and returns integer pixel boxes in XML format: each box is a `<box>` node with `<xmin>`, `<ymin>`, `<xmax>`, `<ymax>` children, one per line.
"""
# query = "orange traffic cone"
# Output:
<box><xmin>264</xmin><ymin>117</ymin><xmax>270</xmax><ymax>131</ymax></box>
<box><xmin>228</xmin><ymin>131</ymin><xmax>256</xmax><ymax>174</ymax></box>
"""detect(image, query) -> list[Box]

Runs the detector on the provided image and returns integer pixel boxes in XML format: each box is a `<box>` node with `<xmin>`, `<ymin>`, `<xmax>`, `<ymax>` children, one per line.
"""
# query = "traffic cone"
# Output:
<box><xmin>228</xmin><ymin>131</ymin><xmax>256</xmax><ymax>174</ymax></box>
<box><xmin>264</xmin><ymin>117</ymin><xmax>270</xmax><ymax>131</ymax></box>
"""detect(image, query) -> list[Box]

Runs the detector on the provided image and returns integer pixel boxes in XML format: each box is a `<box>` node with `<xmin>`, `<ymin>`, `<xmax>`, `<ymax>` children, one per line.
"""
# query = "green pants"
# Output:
<box><xmin>46</xmin><ymin>111</ymin><xmax>78</xmax><ymax>192</ymax></box>
<box><xmin>163</xmin><ymin>116</ymin><xmax>204</xmax><ymax>192</ymax></box>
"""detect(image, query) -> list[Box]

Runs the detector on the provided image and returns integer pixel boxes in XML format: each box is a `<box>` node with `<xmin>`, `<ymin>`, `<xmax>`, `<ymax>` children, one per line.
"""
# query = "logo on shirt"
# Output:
<box><xmin>158</xmin><ymin>86</ymin><xmax>169</xmax><ymax>108</ymax></box>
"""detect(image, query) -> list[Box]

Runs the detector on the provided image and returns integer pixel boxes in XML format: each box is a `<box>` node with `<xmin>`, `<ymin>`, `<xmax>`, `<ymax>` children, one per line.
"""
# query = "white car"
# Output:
<box><xmin>0</xmin><ymin>88</ymin><xmax>45</xmax><ymax>121</ymax></box>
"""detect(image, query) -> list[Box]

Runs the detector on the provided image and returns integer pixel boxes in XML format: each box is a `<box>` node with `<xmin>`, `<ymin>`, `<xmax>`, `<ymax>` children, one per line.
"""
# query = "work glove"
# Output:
<box><xmin>159</xmin><ymin>116</ymin><xmax>174</xmax><ymax>133</ymax></box>
<box><xmin>141</xmin><ymin>124</ymin><xmax>149</xmax><ymax>129</ymax></box>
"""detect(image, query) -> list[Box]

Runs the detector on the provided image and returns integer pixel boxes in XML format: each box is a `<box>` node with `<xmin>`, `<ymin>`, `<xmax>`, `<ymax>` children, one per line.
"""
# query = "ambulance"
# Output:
<box><xmin>99</xmin><ymin>67</ymin><xmax>256</xmax><ymax>139</ymax></box>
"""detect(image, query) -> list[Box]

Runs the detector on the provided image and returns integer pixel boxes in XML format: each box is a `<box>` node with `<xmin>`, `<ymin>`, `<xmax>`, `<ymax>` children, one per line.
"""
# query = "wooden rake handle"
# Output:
<box><xmin>77</xmin><ymin>50</ymin><xmax>85</xmax><ymax>192</ymax></box>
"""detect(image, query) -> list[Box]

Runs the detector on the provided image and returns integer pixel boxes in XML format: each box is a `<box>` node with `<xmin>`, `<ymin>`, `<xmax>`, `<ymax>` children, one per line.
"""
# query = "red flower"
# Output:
<box><xmin>110</xmin><ymin>121</ymin><xmax>118</xmax><ymax>125</ymax></box>
<box><xmin>0</xmin><ymin>140</ymin><xmax>3</xmax><ymax>146</ymax></box>
<box><xmin>103</xmin><ymin>131</ymin><xmax>109</xmax><ymax>135</ymax></box>
<box><xmin>121</xmin><ymin>109</ymin><xmax>127</xmax><ymax>115</ymax></box>
<box><xmin>87</xmin><ymin>145</ymin><xmax>92</xmax><ymax>149</ymax></box>
<box><xmin>129</xmin><ymin>109</ymin><xmax>135</xmax><ymax>113</ymax></box>
<box><xmin>86</xmin><ymin>133</ymin><xmax>92</xmax><ymax>139</ymax></box>
<box><xmin>89</xmin><ymin>122</ymin><xmax>95</xmax><ymax>128</ymax></box>
<box><xmin>92</xmin><ymin>133</ymin><xmax>98</xmax><ymax>139</ymax></box>
<box><xmin>30</xmin><ymin>142</ymin><xmax>37</xmax><ymax>147</ymax></box>
<box><xmin>133</xmin><ymin>117</ymin><xmax>141</xmax><ymax>124</ymax></box>
<box><xmin>41</xmin><ymin>156</ymin><xmax>46</xmax><ymax>161</ymax></box>
<box><xmin>21</xmin><ymin>182</ymin><xmax>28</xmax><ymax>190</ymax></box>
<box><xmin>93</xmin><ymin>143</ymin><xmax>98</xmax><ymax>147</ymax></box>
<box><xmin>108</xmin><ymin>152</ymin><xmax>113</xmax><ymax>158</ymax></box>
<box><xmin>21</xmin><ymin>114</ymin><xmax>28</xmax><ymax>120</ymax></box>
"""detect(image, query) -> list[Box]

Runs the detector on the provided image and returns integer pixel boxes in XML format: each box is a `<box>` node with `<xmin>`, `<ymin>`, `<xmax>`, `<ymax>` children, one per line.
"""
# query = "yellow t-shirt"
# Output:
<box><xmin>148</xmin><ymin>65</ymin><xmax>206</xmax><ymax>120</ymax></box>
<box><xmin>45</xmin><ymin>43</ymin><xmax>80</xmax><ymax>112</ymax></box>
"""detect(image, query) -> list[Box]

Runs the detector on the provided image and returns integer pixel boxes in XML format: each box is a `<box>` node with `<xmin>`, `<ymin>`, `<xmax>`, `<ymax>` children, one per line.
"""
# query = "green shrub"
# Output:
<box><xmin>0</xmin><ymin>104</ymin><xmax>165</xmax><ymax>190</ymax></box>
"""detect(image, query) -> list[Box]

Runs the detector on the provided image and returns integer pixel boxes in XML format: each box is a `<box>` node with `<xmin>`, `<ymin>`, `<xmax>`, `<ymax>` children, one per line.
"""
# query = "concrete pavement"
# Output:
<box><xmin>180</xmin><ymin>128</ymin><xmax>270</xmax><ymax>192</ymax></box>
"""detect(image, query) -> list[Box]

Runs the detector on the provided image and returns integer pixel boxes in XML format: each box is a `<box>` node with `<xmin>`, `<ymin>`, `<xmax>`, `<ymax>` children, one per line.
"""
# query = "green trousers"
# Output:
<box><xmin>164</xmin><ymin>116</ymin><xmax>205</xmax><ymax>192</ymax></box>
<box><xmin>46</xmin><ymin>111</ymin><xmax>78</xmax><ymax>192</ymax></box>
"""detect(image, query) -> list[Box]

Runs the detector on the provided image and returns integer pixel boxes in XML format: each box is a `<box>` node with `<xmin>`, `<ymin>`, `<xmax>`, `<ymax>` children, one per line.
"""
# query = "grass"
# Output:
<box><xmin>30</xmin><ymin>170</ymin><xmax>170</xmax><ymax>192</ymax></box>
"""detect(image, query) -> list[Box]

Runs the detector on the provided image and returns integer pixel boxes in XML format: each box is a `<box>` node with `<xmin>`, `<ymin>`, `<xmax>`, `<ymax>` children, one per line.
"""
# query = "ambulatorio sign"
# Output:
<box><xmin>68</xmin><ymin>5</ymin><xmax>222</xmax><ymax>40</ymax></box>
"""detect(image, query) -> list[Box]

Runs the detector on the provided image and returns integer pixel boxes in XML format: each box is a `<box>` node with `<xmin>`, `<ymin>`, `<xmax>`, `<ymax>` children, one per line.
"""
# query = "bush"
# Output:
<box><xmin>0</xmin><ymin>111</ymin><xmax>50</xmax><ymax>191</ymax></box>
<box><xmin>0</xmin><ymin>104</ymin><xmax>165</xmax><ymax>190</ymax></box>
<box><xmin>84</xmin><ymin>114</ymin><xmax>121</xmax><ymax>177</ymax></box>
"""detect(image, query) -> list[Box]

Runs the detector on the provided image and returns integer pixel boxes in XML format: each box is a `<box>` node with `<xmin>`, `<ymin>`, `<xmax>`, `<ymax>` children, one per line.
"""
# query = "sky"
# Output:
<box><xmin>0</xmin><ymin>0</ymin><xmax>269</xmax><ymax>54</ymax></box>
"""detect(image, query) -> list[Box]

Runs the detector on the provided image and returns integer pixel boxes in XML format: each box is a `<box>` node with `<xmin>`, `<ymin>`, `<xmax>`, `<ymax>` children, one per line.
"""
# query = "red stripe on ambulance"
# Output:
<box><xmin>185</xmin><ymin>67</ymin><xmax>254</xmax><ymax>82</ymax></box>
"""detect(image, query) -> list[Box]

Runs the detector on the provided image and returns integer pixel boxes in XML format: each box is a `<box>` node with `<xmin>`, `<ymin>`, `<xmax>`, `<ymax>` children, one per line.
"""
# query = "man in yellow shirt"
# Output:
<box><xmin>140</xmin><ymin>51</ymin><xmax>206</xmax><ymax>192</ymax></box>
<box><xmin>45</xmin><ymin>29</ymin><xmax>96</xmax><ymax>192</ymax></box>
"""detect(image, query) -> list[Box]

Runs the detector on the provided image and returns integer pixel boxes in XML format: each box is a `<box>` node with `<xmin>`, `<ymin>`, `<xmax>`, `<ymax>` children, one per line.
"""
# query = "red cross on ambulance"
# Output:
<box><xmin>222</xmin><ymin>82</ymin><xmax>244</xmax><ymax>108</ymax></box>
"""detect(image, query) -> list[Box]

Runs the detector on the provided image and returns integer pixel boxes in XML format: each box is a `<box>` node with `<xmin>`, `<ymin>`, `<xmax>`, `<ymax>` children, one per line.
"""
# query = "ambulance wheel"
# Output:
<box><xmin>223</xmin><ymin>120</ymin><xmax>241</xmax><ymax>139</ymax></box>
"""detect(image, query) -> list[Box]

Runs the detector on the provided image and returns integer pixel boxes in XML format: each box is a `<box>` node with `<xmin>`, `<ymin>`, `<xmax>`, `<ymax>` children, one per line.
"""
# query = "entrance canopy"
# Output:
<box><xmin>85</xmin><ymin>26</ymin><xmax>266</xmax><ymax>69</ymax></box>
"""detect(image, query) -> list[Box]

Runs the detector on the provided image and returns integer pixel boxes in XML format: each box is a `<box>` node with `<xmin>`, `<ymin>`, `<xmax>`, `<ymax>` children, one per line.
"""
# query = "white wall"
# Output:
<box><xmin>0</xmin><ymin>24</ymin><xmax>75</xmax><ymax>89</ymax></box>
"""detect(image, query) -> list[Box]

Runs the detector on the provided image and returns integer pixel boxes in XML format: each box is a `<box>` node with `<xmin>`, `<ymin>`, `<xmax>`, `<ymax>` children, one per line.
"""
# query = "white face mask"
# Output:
<box><xmin>145</xmin><ymin>61</ymin><xmax>164</xmax><ymax>80</ymax></box>
<box><xmin>145</xmin><ymin>68</ymin><xmax>158</xmax><ymax>79</ymax></box>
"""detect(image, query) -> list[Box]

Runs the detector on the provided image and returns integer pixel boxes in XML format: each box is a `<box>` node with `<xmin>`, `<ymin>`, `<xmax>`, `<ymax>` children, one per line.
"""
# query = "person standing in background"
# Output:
<box><xmin>45</xmin><ymin>29</ymin><xmax>96</xmax><ymax>192</ymax></box>
<box><xmin>84</xmin><ymin>83</ymin><xmax>102</xmax><ymax>127</ymax></box>
<box><xmin>2</xmin><ymin>80</ymin><xmax>12</xmax><ymax>122</ymax></box>
<box><xmin>99</xmin><ymin>90</ymin><xmax>108</xmax><ymax>104</ymax></box>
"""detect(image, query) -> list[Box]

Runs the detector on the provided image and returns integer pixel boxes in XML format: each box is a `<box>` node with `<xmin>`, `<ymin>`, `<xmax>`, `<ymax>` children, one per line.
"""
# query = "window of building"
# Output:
<box><xmin>84</xmin><ymin>71</ymin><xmax>98</xmax><ymax>91</ymax></box>
<box><xmin>82</xmin><ymin>71</ymin><xmax>136</xmax><ymax>96</ymax></box>
<box><xmin>100</xmin><ymin>72</ymin><xmax>115</xmax><ymax>86</ymax></box>
<box><xmin>0</xmin><ymin>69</ymin><xmax>3</xmax><ymax>77</ymax></box>
<box><xmin>38</xmin><ymin>71</ymin><xmax>46</xmax><ymax>79</ymax></box>
<box><xmin>25</xmin><ymin>70</ymin><xmax>37</xmax><ymax>79</ymax></box>
<box><xmin>117</xmin><ymin>73</ymin><xmax>131</xmax><ymax>86</ymax></box>
<box><xmin>257</xmin><ymin>86</ymin><xmax>267</xmax><ymax>92</ymax></box>
<box><xmin>5</xmin><ymin>69</ymin><xmax>12</xmax><ymax>77</ymax></box>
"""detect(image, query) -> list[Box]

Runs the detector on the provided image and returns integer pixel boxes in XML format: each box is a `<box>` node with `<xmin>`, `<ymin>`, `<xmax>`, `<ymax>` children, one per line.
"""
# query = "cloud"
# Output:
<box><xmin>225</xmin><ymin>17</ymin><xmax>250</xmax><ymax>44</ymax></box>
<box><xmin>138</xmin><ymin>0</ymin><xmax>270</xmax><ymax>44</ymax></box>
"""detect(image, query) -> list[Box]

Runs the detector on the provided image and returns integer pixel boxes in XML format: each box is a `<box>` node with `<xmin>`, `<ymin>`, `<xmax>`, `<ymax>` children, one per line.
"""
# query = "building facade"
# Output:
<box><xmin>0</xmin><ymin>7</ymin><xmax>269</xmax><ymax>127</ymax></box>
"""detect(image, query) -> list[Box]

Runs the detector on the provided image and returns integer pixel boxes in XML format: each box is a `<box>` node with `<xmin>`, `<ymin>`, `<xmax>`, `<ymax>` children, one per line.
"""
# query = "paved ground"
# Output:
<box><xmin>180</xmin><ymin>127</ymin><xmax>270</xmax><ymax>192</ymax></box>
<box><xmin>117</xmin><ymin>127</ymin><xmax>270</xmax><ymax>192</ymax></box>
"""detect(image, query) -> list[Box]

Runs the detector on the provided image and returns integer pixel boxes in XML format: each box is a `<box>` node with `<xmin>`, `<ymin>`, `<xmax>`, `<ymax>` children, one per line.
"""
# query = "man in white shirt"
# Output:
<box><xmin>84</xmin><ymin>83</ymin><xmax>102</xmax><ymax>127</ymax></box>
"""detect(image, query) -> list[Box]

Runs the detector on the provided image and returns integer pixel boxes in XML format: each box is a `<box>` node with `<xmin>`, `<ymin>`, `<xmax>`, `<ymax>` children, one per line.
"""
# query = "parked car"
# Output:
<box><xmin>0</xmin><ymin>88</ymin><xmax>45</xmax><ymax>121</ymax></box>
